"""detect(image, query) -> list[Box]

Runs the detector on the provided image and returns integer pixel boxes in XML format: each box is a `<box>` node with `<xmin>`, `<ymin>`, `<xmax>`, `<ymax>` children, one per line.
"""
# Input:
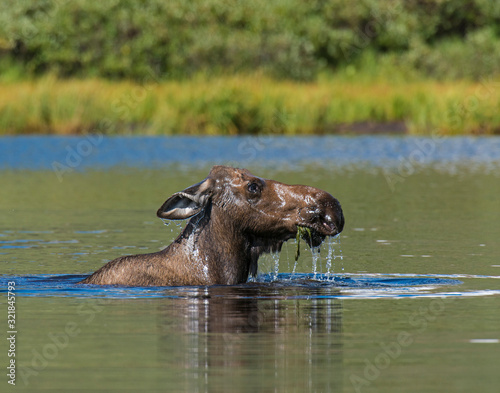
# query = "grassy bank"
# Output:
<box><xmin>1</xmin><ymin>73</ymin><xmax>500</xmax><ymax>135</ymax></box>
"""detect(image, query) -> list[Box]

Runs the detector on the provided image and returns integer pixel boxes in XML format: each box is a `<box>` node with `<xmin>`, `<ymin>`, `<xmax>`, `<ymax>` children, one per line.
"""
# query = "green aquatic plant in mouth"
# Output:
<box><xmin>295</xmin><ymin>226</ymin><xmax>312</xmax><ymax>262</ymax></box>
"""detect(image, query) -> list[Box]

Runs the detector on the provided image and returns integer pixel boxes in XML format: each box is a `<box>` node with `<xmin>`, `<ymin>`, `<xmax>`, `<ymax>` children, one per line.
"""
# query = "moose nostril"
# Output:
<box><xmin>324</xmin><ymin>210</ymin><xmax>344</xmax><ymax>234</ymax></box>
<box><xmin>323</xmin><ymin>220</ymin><xmax>337</xmax><ymax>233</ymax></box>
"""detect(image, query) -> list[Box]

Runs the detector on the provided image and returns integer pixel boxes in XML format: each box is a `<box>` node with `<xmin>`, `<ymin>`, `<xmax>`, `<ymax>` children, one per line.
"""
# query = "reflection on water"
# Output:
<box><xmin>157</xmin><ymin>285</ymin><xmax>343</xmax><ymax>393</ymax></box>
<box><xmin>0</xmin><ymin>272</ymin><xmax>469</xmax><ymax>299</ymax></box>
<box><xmin>0</xmin><ymin>271</ymin><xmax>471</xmax><ymax>391</ymax></box>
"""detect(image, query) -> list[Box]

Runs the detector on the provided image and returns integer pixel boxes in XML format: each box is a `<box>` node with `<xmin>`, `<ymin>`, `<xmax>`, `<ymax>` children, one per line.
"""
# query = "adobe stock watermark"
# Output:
<box><xmin>18</xmin><ymin>298</ymin><xmax>110</xmax><ymax>386</ymax></box>
<box><xmin>110</xmin><ymin>68</ymin><xmax>161</xmax><ymax>120</ymax></box>
<box><xmin>382</xmin><ymin>136</ymin><xmax>444</xmax><ymax>192</ymax></box>
<box><xmin>447</xmin><ymin>76</ymin><xmax>500</xmax><ymax>132</ymax></box>
<box><xmin>3</xmin><ymin>0</ymin><xmax>124</xmax><ymax>51</ymax></box>
<box><xmin>221</xmin><ymin>301</ymin><xmax>267</xmax><ymax>349</ymax></box>
<box><xmin>223</xmin><ymin>109</ymin><xmax>291</xmax><ymax>167</ymax></box>
<box><xmin>350</xmin><ymin>296</ymin><xmax>453</xmax><ymax>393</ymax></box>
<box><xmin>6</xmin><ymin>281</ymin><xmax>17</xmax><ymax>386</ymax></box>
<box><xmin>51</xmin><ymin>133</ymin><xmax>105</xmax><ymax>182</ymax></box>
<box><xmin>51</xmin><ymin>67</ymin><xmax>161</xmax><ymax>182</ymax></box>
<box><xmin>2</xmin><ymin>0</ymin><xmax>71</xmax><ymax>47</ymax></box>
<box><xmin>339</xmin><ymin>3</ymin><xmax>405</xmax><ymax>62</ymax></box>
<box><xmin>383</xmin><ymin>76</ymin><xmax>500</xmax><ymax>192</ymax></box>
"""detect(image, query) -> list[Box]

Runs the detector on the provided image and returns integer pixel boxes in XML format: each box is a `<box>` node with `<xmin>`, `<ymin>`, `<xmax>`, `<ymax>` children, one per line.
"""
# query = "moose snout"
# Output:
<box><xmin>298</xmin><ymin>195</ymin><xmax>344</xmax><ymax>237</ymax></box>
<box><xmin>323</xmin><ymin>206</ymin><xmax>344</xmax><ymax>235</ymax></box>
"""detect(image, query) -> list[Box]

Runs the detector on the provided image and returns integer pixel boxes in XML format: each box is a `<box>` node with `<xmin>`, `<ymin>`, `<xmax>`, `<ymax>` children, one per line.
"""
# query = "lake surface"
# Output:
<box><xmin>1</xmin><ymin>136</ymin><xmax>500</xmax><ymax>392</ymax></box>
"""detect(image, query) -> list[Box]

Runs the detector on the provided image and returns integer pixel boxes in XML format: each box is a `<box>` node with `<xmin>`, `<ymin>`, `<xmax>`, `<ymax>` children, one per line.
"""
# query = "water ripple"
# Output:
<box><xmin>3</xmin><ymin>272</ymin><xmax>495</xmax><ymax>300</ymax></box>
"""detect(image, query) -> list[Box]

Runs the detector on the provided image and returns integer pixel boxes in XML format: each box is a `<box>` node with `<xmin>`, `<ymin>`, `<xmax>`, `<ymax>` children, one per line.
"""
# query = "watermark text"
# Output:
<box><xmin>6</xmin><ymin>281</ymin><xmax>16</xmax><ymax>386</ymax></box>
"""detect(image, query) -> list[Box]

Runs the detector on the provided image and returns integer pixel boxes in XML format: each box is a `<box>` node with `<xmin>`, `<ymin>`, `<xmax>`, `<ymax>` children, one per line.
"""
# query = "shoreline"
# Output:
<box><xmin>1</xmin><ymin>76</ymin><xmax>500</xmax><ymax>136</ymax></box>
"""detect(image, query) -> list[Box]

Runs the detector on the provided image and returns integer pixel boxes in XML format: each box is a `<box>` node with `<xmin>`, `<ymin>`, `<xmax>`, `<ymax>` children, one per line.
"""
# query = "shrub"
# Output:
<box><xmin>1</xmin><ymin>0</ymin><xmax>500</xmax><ymax>81</ymax></box>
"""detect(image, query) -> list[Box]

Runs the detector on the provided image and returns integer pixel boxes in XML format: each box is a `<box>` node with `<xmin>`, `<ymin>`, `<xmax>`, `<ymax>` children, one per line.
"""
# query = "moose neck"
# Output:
<box><xmin>173</xmin><ymin>202</ymin><xmax>254</xmax><ymax>285</ymax></box>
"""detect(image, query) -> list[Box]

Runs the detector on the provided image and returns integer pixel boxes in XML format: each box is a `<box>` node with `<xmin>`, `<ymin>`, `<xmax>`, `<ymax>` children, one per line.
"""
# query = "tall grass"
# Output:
<box><xmin>1</xmin><ymin>73</ymin><xmax>500</xmax><ymax>135</ymax></box>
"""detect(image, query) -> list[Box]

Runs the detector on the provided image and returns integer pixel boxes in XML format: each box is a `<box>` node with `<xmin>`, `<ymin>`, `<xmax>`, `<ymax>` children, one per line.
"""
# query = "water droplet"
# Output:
<box><xmin>271</xmin><ymin>251</ymin><xmax>280</xmax><ymax>281</ymax></box>
<box><xmin>469</xmin><ymin>339</ymin><xmax>499</xmax><ymax>344</ymax></box>
<box><xmin>311</xmin><ymin>247</ymin><xmax>320</xmax><ymax>280</ymax></box>
<box><xmin>326</xmin><ymin>237</ymin><xmax>335</xmax><ymax>279</ymax></box>
<box><xmin>291</xmin><ymin>240</ymin><xmax>299</xmax><ymax>275</ymax></box>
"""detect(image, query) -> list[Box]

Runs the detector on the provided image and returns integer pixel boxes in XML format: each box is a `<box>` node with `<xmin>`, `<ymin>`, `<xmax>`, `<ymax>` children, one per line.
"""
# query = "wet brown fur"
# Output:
<box><xmin>79</xmin><ymin>166</ymin><xmax>344</xmax><ymax>287</ymax></box>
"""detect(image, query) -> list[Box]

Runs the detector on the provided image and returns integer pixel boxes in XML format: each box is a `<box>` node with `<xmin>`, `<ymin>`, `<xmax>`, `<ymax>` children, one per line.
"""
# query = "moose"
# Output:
<box><xmin>79</xmin><ymin>165</ymin><xmax>344</xmax><ymax>286</ymax></box>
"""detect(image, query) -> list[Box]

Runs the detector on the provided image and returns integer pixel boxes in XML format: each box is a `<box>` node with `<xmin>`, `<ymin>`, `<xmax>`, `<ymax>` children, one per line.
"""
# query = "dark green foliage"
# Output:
<box><xmin>1</xmin><ymin>0</ymin><xmax>500</xmax><ymax>81</ymax></box>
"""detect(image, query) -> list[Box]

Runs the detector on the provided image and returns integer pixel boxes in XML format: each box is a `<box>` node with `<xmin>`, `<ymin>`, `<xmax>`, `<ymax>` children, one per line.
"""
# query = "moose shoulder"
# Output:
<box><xmin>79</xmin><ymin>166</ymin><xmax>344</xmax><ymax>287</ymax></box>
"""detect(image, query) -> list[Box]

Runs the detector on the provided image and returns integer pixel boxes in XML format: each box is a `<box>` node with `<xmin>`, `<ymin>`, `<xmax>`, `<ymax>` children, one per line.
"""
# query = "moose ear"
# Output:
<box><xmin>157</xmin><ymin>178</ymin><xmax>213</xmax><ymax>220</ymax></box>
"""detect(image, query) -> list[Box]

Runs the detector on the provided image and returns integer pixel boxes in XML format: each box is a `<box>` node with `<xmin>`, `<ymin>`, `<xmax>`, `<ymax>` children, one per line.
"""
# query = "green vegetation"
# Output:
<box><xmin>3</xmin><ymin>0</ymin><xmax>500</xmax><ymax>81</ymax></box>
<box><xmin>296</xmin><ymin>227</ymin><xmax>313</xmax><ymax>262</ymax></box>
<box><xmin>1</xmin><ymin>73</ymin><xmax>500</xmax><ymax>135</ymax></box>
<box><xmin>1</xmin><ymin>0</ymin><xmax>500</xmax><ymax>135</ymax></box>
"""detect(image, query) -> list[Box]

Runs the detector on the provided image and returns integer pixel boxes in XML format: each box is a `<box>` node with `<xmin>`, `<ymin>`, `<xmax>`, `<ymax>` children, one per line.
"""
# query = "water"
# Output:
<box><xmin>1</xmin><ymin>136</ymin><xmax>500</xmax><ymax>392</ymax></box>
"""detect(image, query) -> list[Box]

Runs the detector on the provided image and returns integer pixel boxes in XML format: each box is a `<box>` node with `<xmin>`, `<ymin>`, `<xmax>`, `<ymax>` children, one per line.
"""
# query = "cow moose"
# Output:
<box><xmin>79</xmin><ymin>166</ymin><xmax>344</xmax><ymax>286</ymax></box>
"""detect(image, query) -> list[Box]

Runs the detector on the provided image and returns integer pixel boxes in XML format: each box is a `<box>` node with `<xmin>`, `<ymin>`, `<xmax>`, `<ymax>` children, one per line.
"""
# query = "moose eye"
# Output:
<box><xmin>247</xmin><ymin>182</ymin><xmax>260</xmax><ymax>194</ymax></box>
